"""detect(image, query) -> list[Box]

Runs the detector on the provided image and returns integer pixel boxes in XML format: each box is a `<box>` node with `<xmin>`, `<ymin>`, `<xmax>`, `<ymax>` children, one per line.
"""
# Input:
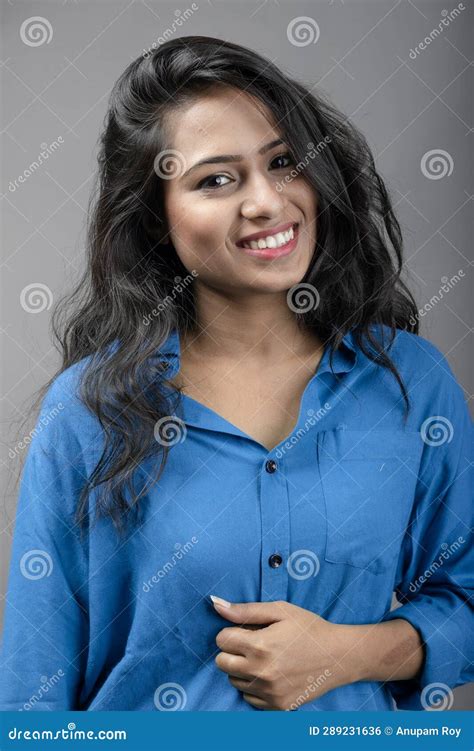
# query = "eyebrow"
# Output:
<box><xmin>180</xmin><ymin>138</ymin><xmax>285</xmax><ymax>179</ymax></box>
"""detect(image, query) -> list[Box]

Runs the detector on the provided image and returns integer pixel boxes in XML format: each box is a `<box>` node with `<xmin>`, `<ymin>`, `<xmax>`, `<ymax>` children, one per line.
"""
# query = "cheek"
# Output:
<box><xmin>169</xmin><ymin>199</ymin><xmax>230</xmax><ymax>261</ymax></box>
<box><xmin>290</xmin><ymin>181</ymin><xmax>318</xmax><ymax>219</ymax></box>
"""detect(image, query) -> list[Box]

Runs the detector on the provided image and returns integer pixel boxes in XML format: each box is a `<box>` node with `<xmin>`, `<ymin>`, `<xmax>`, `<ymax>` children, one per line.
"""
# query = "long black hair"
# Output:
<box><xmin>12</xmin><ymin>35</ymin><xmax>419</xmax><ymax>539</ymax></box>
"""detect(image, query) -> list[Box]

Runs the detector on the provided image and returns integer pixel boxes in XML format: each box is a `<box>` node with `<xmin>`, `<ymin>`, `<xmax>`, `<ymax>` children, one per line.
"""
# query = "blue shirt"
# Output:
<box><xmin>0</xmin><ymin>325</ymin><xmax>472</xmax><ymax>711</ymax></box>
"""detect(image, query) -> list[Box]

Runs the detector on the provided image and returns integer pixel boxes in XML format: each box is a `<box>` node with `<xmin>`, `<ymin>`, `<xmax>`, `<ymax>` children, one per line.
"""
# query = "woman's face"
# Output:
<box><xmin>159</xmin><ymin>85</ymin><xmax>318</xmax><ymax>294</ymax></box>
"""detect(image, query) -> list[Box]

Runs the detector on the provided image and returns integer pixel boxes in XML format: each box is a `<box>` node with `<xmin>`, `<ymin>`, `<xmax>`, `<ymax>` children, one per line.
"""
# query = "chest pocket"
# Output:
<box><xmin>316</xmin><ymin>429</ymin><xmax>424</xmax><ymax>574</ymax></box>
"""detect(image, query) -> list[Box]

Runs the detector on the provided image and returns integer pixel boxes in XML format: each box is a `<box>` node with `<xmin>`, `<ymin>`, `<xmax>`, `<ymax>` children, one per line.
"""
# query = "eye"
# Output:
<box><xmin>271</xmin><ymin>152</ymin><xmax>294</xmax><ymax>169</ymax></box>
<box><xmin>197</xmin><ymin>174</ymin><xmax>232</xmax><ymax>190</ymax></box>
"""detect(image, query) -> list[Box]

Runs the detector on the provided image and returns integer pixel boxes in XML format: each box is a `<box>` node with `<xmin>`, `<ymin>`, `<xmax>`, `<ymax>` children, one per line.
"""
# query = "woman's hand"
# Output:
<box><xmin>212</xmin><ymin>597</ymin><xmax>360</xmax><ymax>710</ymax></box>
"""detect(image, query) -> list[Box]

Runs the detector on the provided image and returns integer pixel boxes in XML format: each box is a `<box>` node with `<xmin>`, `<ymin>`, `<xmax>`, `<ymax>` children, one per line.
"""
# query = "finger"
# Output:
<box><xmin>242</xmin><ymin>692</ymin><xmax>276</xmax><ymax>710</ymax></box>
<box><xmin>214</xmin><ymin>652</ymin><xmax>251</xmax><ymax>679</ymax></box>
<box><xmin>228</xmin><ymin>675</ymin><xmax>259</xmax><ymax>692</ymax></box>
<box><xmin>215</xmin><ymin>626</ymin><xmax>255</xmax><ymax>655</ymax></box>
<box><xmin>212</xmin><ymin>599</ymin><xmax>287</xmax><ymax>626</ymax></box>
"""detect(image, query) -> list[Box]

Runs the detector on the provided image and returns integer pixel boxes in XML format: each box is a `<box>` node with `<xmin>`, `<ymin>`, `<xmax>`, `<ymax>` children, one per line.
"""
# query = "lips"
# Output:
<box><xmin>236</xmin><ymin>221</ymin><xmax>298</xmax><ymax>247</ymax></box>
<box><xmin>237</xmin><ymin>223</ymin><xmax>299</xmax><ymax>260</ymax></box>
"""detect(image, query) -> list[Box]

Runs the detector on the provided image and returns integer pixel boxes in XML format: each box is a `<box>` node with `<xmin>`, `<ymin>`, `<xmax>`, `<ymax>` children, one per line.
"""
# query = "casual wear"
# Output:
<box><xmin>0</xmin><ymin>325</ymin><xmax>472</xmax><ymax>711</ymax></box>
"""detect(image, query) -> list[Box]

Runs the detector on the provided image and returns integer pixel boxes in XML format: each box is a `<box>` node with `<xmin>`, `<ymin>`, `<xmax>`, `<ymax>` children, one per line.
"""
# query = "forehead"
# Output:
<box><xmin>164</xmin><ymin>86</ymin><xmax>280</xmax><ymax>158</ymax></box>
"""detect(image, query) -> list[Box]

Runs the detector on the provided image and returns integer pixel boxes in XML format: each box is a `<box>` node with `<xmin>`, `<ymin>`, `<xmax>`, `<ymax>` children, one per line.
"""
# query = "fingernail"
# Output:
<box><xmin>210</xmin><ymin>595</ymin><xmax>231</xmax><ymax>608</ymax></box>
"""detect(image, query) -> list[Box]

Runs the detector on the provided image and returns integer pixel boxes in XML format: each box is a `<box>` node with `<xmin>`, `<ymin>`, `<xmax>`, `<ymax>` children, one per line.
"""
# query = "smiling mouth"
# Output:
<box><xmin>236</xmin><ymin>223</ymin><xmax>299</xmax><ymax>250</ymax></box>
<box><xmin>236</xmin><ymin>223</ymin><xmax>300</xmax><ymax>260</ymax></box>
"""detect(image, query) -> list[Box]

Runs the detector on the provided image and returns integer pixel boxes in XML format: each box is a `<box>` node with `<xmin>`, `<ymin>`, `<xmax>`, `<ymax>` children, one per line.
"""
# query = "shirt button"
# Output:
<box><xmin>268</xmin><ymin>553</ymin><xmax>283</xmax><ymax>568</ymax></box>
<box><xmin>265</xmin><ymin>459</ymin><xmax>278</xmax><ymax>473</ymax></box>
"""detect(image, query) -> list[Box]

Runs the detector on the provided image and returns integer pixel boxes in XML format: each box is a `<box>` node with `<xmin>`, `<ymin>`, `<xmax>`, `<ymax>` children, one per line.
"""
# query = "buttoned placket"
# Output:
<box><xmin>260</xmin><ymin>455</ymin><xmax>291</xmax><ymax>601</ymax></box>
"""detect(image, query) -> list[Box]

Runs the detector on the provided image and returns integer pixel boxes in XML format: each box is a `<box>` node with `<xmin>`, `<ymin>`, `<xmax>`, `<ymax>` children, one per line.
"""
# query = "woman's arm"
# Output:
<box><xmin>338</xmin><ymin>618</ymin><xmax>424</xmax><ymax>682</ymax></box>
<box><xmin>375</xmin><ymin>352</ymin><xmax>474</xmax><ymax>709</ymax></box>
<box><xmin>0</xmin><ymin>378</ymin><xmax>90</xmax><ymax>710</ymax></box>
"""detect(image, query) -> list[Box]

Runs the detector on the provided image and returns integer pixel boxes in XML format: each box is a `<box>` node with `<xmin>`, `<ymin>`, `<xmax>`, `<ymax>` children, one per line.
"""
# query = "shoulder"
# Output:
<box><xmin>40</xmin><ymin>355</ymin><xmax>91</xmax><ymax>417</ymax></box>
<box><xmin>32</xmin><ymin>354</ymin><xmax>104</xmax><ymax>459</ymax></box>
<box><xmin>355</xmin><ymin>324</ymin><xmax>470</xmax><ymax>425</ymax></box>
<box><xmin>361</xmin><ymin>324</ymin><xmax>461</xmax><ymax>387</ymax></box>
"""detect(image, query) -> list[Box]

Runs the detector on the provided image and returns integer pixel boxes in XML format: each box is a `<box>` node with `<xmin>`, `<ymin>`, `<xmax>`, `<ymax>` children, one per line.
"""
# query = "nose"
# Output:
<box><xmin>240</xmin><ymin>171</ymin><xmax>288</xmax><ymax>220</ymax></box>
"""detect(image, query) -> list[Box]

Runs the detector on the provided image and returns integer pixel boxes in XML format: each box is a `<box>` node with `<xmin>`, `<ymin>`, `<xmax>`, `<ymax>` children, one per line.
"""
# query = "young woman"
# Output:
<box><xmin>1</xmin><ymin>36</ymin><xmax>472</xmax><ymax>712</ymax></box>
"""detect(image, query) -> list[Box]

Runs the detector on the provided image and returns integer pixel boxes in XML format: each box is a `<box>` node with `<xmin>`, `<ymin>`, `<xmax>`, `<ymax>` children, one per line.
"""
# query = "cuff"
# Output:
<box><xmin>381</xmin><ymin>602</ymin><xmax>465</xmax><ymax>710</ymax></box>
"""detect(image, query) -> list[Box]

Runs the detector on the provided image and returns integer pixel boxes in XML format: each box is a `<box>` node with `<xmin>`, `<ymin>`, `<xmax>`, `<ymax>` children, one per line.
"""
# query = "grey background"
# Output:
<box><xmin>1</xmin><ymin>0</ymin><xmax>472</xmax><ymax>709</ymax></box>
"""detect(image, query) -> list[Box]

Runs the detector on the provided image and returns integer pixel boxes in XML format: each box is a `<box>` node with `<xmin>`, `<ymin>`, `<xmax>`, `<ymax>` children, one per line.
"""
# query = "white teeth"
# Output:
<box><xmin>242</xmin><ymin>225</ymin><xmax>295</xmax><ymax>250</ymax></box>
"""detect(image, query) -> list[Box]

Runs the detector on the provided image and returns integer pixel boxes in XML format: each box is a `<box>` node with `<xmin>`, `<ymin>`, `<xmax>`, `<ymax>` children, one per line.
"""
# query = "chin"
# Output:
<box><xmin>244</xmin><ymin>275</ymin><xmax>302</xmax><ymax>293</ymax></box>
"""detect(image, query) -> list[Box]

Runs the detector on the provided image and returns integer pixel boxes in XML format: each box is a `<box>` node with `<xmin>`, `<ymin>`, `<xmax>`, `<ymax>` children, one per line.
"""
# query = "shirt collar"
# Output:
<box><xmin>158</xmin><ymin>326</ymin><xmax>357</xmax><ymax>379</ymax></box>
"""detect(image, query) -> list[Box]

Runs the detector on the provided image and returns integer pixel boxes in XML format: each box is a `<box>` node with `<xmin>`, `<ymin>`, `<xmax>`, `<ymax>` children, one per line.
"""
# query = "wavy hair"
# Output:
<box><xmin>13</xmin><ymin>35</ymin><xmax>419</xmax><ymax>539</ymax></box>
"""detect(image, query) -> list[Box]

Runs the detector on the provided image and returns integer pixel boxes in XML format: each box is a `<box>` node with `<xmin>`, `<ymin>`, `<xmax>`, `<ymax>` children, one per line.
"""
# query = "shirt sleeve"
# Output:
<box><xmin>380</xmin><ymin>351</ymin><xmax>474</xmax><ymax>710</ymax></box>
<box><xmin>0</xmin><ymin>378</ymin><xmax>90</xmax><ymax>710</ymax></box>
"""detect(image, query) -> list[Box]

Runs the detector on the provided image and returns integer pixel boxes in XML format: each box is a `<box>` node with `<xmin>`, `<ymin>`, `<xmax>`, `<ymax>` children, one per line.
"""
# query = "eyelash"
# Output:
<box><xmin>197</xmin><ymin>152</ymin><xmax>295</xmax><ymax>191</ymax></box>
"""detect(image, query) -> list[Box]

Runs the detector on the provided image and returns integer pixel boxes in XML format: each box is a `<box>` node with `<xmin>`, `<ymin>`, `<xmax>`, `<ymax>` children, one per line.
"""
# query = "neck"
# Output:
<box><xmin>182</xmin><ymin>283</ymin><xmax>323</xmax><ymax>364</ymax></box>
